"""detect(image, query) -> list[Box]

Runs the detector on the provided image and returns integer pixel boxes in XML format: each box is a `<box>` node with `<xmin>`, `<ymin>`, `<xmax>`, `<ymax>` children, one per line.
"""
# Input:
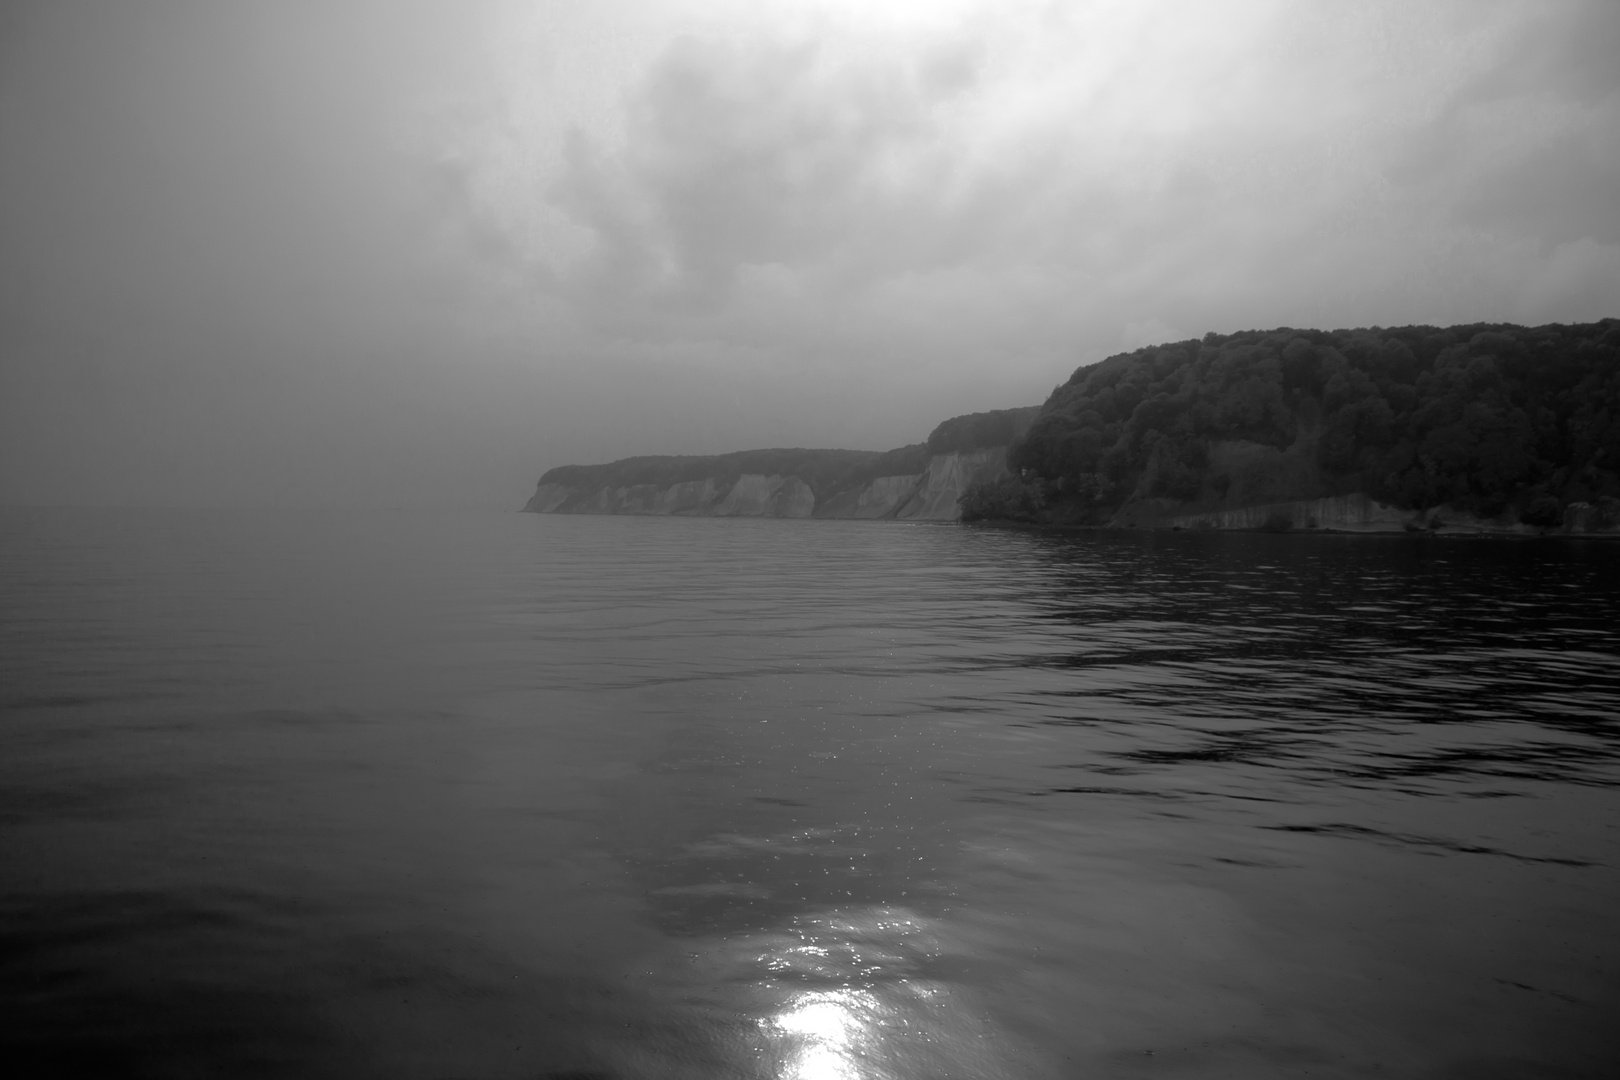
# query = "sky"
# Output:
<box><xmin>2</xmin><ymin>0</ymin><xmax>1617</xmax><ymax>509</ymax></box>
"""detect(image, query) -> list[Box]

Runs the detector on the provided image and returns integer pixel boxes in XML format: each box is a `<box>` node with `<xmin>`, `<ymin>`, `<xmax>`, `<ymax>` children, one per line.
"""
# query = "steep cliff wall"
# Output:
<box><xmin>714</xmin><ymin>474</ymin><xmax>816</xmax><ymax>517</ymax></box>
<box><xmin>896</xmin><ymin>448</ymin><xmax>1009</xmax><ymax>520</ymax></box>
<box><xmin>524</xmin><ymin>408</ymin><xmax>1035</xmax><ymax>521</ymax></box>
<box><xmin>813</xmin><ymin>474</ymin><xmax>923</xmax><ymax>519</ymax></box>
<box><xmin>522</xmin><ymin>447</ymin><xmax>1013</xmax><ymax>521</ymax></box>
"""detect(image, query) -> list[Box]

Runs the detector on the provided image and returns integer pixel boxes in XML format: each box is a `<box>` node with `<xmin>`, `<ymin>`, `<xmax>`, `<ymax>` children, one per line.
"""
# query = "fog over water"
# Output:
<box><xmin>3</xmin><ymin>1</ymin><xmax>1618</xmax><ymax>509</ymax></box>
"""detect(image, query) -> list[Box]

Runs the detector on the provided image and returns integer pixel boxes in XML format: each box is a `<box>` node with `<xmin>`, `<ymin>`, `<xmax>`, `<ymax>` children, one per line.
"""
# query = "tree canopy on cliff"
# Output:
<box><xmin>980</xmin><ymin>320</ymin><xmax>1620</xmax><ymax>523</ymax></box>
<box><xmin>925</xmin><ymin>407</ymin><xmax>1040</xmax><ymax>454</ymax></box>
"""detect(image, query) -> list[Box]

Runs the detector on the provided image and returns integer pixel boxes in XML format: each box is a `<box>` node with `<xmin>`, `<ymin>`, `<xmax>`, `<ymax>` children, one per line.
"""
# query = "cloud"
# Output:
<box><xmin>4</xmin><ymin>0</ymin><xmax>1616</xmax><ymax>507</ymax></box>
<box><xmin>451</xmin><ymin>0</ymin><xmax>1617</xmax><ymax>367</ymax></box>
<box><xmin>544</xmin><ymin>29</ymin><xmax>994</xmax><ymax>311</ymax></box>
<box><xmin>1518</xmin><ymin>237</ymin><xmax>1620</xmax><ymax>321</ymax></box>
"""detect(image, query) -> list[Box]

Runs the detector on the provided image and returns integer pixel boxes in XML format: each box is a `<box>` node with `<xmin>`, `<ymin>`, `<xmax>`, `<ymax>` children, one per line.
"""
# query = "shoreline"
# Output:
<box><xmin>961</xmin><ymin>517</ymin><xmax>1620</xmax><ymax>540</ymax></box>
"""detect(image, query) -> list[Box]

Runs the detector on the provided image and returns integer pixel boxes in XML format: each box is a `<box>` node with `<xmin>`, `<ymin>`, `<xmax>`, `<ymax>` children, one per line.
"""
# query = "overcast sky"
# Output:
<box><xmin>2</xmin><ymin>0</ymin><xmax>1617</xmax><ymax>508</ymax></box>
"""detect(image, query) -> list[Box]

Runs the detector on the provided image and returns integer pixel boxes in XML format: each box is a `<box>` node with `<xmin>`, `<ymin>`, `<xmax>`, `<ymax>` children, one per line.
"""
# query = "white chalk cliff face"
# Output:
<box><xmin>523</xmin><ymin>449</ymin><xmax>1011</xmax><ymax>521</ymax></box>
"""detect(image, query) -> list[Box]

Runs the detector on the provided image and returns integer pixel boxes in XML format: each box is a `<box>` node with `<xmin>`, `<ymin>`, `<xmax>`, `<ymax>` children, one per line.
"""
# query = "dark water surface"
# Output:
<box><xmin>3</xmin><ymin>508</ymin><xmax>1618</xmax><ymax>1079</ymax></box>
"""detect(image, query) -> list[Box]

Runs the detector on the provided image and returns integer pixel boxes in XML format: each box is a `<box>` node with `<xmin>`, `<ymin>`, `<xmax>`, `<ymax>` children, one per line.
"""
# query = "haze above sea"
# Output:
<box><xmin>2</xmin><ymin>507</ymin><xmax>1618</xmax><ymax>1079</ymax></box>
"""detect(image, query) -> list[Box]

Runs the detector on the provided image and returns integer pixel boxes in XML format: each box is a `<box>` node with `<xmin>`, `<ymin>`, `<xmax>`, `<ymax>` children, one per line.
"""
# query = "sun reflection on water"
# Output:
<box><xmin>651</xmin><ymin>901</ymin><xmax>1007</xmax><ymax>1079</ymax></box>
<box><xmin>752</xmin><ymin>910</ymin><xmax>938</xmax><ymax>1080</ymax></box>
<box><xmin>769</xmin><ymin>988</ymin><xmax>885</xmax><ymax>1080</ymax></box>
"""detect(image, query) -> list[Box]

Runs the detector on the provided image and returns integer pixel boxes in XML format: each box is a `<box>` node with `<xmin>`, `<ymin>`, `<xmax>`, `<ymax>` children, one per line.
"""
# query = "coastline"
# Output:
<box><xmin>961</xmin><ymin>517</ymin><xmax>1620</xmax><ymax>539</ymax></box>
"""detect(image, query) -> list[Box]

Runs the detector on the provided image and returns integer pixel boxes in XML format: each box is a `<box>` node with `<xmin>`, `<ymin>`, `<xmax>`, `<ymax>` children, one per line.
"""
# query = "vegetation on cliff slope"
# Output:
<box><xmin>966</xmin><ymin>320</ymin><xmax>1620</xmax><ymax>524</ymax></box>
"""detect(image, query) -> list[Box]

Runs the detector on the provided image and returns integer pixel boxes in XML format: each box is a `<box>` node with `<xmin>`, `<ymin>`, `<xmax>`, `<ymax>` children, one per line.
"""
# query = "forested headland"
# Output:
<box><xmin>963</xmin><ymin>320</ymin><xmax>1620</xmax><ymax>529</ymax></box>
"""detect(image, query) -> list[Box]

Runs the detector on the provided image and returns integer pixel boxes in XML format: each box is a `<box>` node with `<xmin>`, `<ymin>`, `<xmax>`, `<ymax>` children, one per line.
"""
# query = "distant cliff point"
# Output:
<box><xmin>526</xmin><ymin>319</ymin><xmax>1620</xmax><ymax>535</ymax></box>
<box><xmin>522</xmin><ymin>408</ymin><xmax>1038</xmax><ymax>520</ymax></box>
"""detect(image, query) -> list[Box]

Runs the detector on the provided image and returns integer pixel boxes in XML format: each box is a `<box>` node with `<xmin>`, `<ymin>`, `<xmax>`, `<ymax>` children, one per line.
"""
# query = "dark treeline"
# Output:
<box><xmin>965</xmin><ymin>320</ymin><xmax>1620</xmax><ymax>524</ymax></box>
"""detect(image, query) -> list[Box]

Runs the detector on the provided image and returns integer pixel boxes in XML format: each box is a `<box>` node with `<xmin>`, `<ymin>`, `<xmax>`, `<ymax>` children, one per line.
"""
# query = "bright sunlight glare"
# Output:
<box><xmin>769</xmin><ymin>989</ymin><xmax>884</xmax><ymax>1080</ymax></box>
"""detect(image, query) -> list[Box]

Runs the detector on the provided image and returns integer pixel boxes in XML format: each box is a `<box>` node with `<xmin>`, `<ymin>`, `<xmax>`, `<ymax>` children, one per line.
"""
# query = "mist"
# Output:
<box><xmin>2</xmin><ymin>0</ymin><xmax>1616</xmax><ymax>509</ymax></box>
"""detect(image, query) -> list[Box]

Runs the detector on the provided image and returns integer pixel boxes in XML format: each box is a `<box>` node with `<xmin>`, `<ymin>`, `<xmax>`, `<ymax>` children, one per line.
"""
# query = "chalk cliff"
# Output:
<box><xmin>523</xmin><ymin>448</ymin><xmax>1012</xmax><ymax>521</ymax></box>
<box><xmin>524</xmin><ymin>407</ymin><xmax>1038</xmax><ymax>521</ymax></box>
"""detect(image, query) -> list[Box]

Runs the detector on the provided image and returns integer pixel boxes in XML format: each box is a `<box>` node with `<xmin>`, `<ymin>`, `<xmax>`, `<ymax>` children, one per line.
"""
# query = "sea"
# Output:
<box><xmin>2</xmin><ymin>507</ymin><xmax>1618</xmax><ymax>1079</ymax></box>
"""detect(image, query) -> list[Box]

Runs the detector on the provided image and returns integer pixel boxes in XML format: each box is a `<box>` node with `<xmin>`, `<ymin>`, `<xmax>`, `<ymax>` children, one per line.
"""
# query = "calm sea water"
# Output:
<box><xmin>2</xmin><ymin>508</ymin><xmax>1618</xmax><ymax>1079</ymax></box>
